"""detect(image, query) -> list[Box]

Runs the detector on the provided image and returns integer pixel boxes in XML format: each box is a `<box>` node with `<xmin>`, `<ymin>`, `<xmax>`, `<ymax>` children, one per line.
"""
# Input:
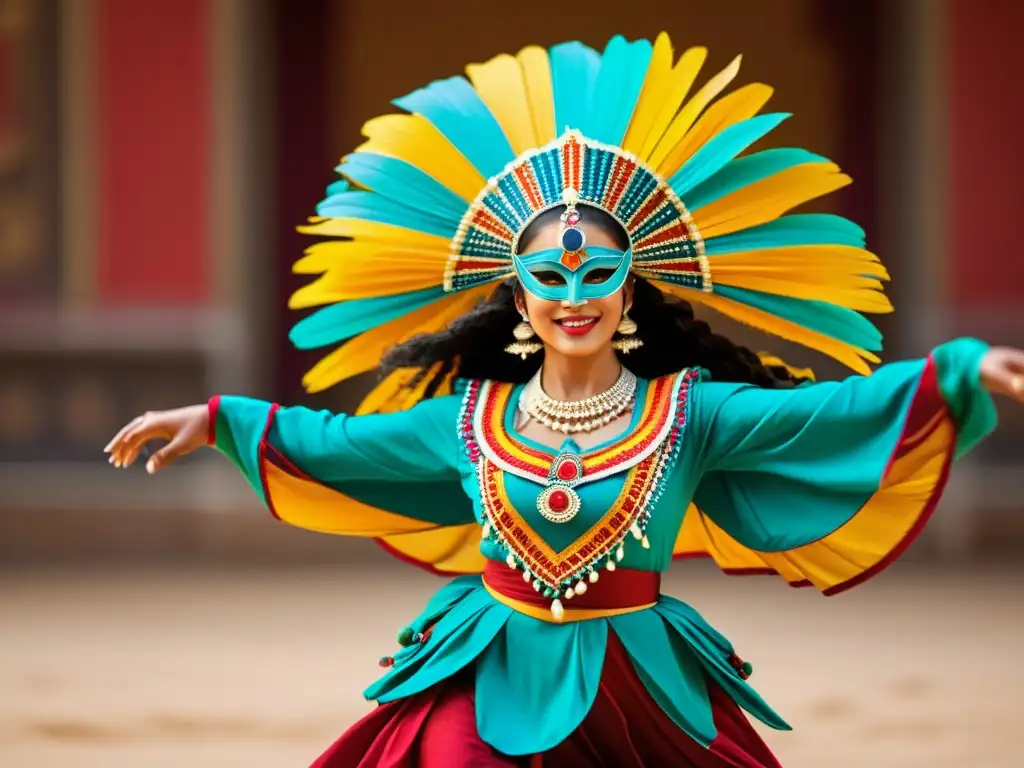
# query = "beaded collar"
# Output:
<box><xmin>470</xmin><ymin>374</ymin><xmax>680</xmax><ymax>487</ymax></box>
<box><xmin>458</xmin><ymin>369</ymin><xmax>698</xmax><ymax>619</ymax></box>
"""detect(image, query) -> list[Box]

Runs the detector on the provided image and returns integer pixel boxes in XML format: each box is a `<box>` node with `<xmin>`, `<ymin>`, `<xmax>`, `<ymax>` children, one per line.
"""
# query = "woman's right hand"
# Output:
<box><xmin>104</xmin><ymin>404</ymin><xmax>210</xmax><ymax>473</ymax></box>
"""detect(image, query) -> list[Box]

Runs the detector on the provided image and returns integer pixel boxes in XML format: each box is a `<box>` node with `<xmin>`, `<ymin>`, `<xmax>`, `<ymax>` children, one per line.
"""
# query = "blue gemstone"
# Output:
<box><xmin>561</xmin><ymin>227</ymin><xmax>585</xmax><ymax>252</ymax></box>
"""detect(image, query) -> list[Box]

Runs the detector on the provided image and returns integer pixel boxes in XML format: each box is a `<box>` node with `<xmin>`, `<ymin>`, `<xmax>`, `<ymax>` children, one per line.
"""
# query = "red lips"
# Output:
<box><xmin>554</xmin><ymin>315</ymin><xmax>600</xmax><ymax>337</ymax></box>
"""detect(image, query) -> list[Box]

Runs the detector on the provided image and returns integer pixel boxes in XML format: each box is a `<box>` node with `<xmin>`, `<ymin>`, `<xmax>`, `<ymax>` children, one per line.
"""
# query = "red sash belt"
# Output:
<box><xmin>483</xmin><ymin>560</ymin><xmax>660</xmax><ymax>621</ymax></box>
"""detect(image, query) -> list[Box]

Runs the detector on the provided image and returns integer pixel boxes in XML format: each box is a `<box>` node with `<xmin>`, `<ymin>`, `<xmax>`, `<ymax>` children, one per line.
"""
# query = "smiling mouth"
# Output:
<box><xmin>554</xmin><ymin>316</ymin><xmax>600</xmax><ymax>336</ymax></box>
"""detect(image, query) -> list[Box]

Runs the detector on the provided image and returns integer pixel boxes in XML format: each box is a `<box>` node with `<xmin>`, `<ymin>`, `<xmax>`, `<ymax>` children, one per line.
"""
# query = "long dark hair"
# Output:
<box><xmin>381</xmin><ymin>206</ymin><xmax>805</xmax><ymax>394</ymax></box>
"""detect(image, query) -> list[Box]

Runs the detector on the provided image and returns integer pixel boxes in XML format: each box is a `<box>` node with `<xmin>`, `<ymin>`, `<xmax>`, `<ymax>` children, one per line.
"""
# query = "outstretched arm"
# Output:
<box><xmin>105</xmin><ymin>393</ymin><xmax>475</xmax><ymax>536</ymax></box>
<box><xmin>674</xmin><ymin>338</ymin><xmax>1022</xmax><ymax>593</ymax></box>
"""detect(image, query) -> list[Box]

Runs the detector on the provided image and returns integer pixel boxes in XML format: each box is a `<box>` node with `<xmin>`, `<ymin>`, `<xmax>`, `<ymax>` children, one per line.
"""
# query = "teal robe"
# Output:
<box><xmin>210</xmin><ymin>337</ymin><xmax>996</xmax><ymax>756</ymax></box>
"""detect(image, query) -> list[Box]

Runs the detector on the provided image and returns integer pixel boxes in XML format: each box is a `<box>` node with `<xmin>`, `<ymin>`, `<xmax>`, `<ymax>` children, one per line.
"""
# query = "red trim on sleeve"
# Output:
<box><xmin>206</xmin><ymin>395</ymin><xmax>222</xmax><ymax>446</ymax></box>
<box><xmin>256</xmin><ymin>404</ymin><xmax>282</xmax><ymax>520</ymax></box>
<box><xmin>674</xmin><ymin>355</ymin><xmax>954</xmax><ymax>597</ymax></box>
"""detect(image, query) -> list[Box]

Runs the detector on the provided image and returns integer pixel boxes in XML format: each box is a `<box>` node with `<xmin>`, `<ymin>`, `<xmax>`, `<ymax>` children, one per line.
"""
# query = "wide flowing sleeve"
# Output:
<box><xmin>674</xmin><ymin>337</ymin><xmax>998</xmax><ymax>594</ymax></box>
<box><xmin>208</xmin><ymin>392</ymin><xmax>483</xmax><ymax>571</ymax></box>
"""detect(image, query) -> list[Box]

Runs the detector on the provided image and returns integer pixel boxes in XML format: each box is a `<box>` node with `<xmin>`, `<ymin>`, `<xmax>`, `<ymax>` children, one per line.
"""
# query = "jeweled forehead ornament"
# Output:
<box><xmin>512</xmin><ymin>186</ymin><xmax>635</xmax><ymax>305</ymax></box>
<box><xmin>558</xmin><ymin>189</ymin><xmax>586</xmax><ymax>269</ymax></box>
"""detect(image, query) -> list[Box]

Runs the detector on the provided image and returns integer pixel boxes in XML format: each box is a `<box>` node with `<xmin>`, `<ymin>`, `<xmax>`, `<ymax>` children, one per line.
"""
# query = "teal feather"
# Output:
<box><xmin>316</xmin><ymin>190</ymin><xmax>457</xmax><ymax>239</ymax></box>
<box><xmin>705</xmin><ymin>214</ymin><xmax>866</xmax><ymax>255</ymax></box>
<box><xmin>585</xmin><ymin>37</ymin><xmax>653</xmax><ymax>146</ymax></box>
<box><xmin>685</xmin><ymin>148</ymin><xmax>828</xmax><ymax>210</ymax></box>
<box><xmin>549</xmin><ymin>41</ymin><xmax>601</xmax><ymax>133</ymax></box>
<box><xmin>289</xmin><ymin>287</ymin><xmax>447</xmax><ymax>350</ymax></box>
<box><xmin>393</xmin><ymin>76</ymin><xmax>514</xmax><ymax>179</ymax></box>
<box><xmin>670</xmin><ymin>114</ymin><xmax>791</xmax><ymax>195</ymax></box>
<box><xmin>339</xmin><ymin>154</ymin><xmax>468</xmax><ymax>223</ymax></box>
<box><xmin>715</xmin><ymin>285</ymin><xmax>883</xmax><ymax>351</ymax></box>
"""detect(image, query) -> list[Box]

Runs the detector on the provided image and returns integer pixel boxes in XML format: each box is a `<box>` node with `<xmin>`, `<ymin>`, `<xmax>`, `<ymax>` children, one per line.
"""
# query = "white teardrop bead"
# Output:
<box><xmin>616</xmin><ymin>545</ymin><xmax>625</xmax><ymax>562</ymax></box>
<box><xmin>482</xmin><ymin>522</ymin><xmax>491</xmax><ymax>537</ymax></box>
<box><xmin>589</xmin><ymin>571</ymin><xmax>599</xmax><ymax>584</ymax></box>
<box><xmin>533</xmin><ymin>579</ymin><xmax>542</xmax><ymax>591</ymax></box>
<box><xmin>574</xmin><ymin>580</ymin><xmax>587</xmax><ymax>595</ymax></box>
<box><xmin>641</xmin><ymin>535</ymin><xmax>650</xmax><ymax>549</ymax></box>
<box><xmin>550</xmin><ymin>599</ymin><xmax>565</xmax><ymax>622</ymax></box>
<box><xmin>630</xmin><ymin>524</ymin><xmax>642</xmax><ymax>540</ymax></box>
<box><xmin>565</xmin><ymin>587</ymin><xmax>575</xmax><ymax>599</ymax></box>
<box><xmin>606</xmin><ymin>560</ymin><xmax>617</xmax><ymax>572</ymax></box>
<box><xmin>506</xmin><ymin>553</ymin><xmax>516</xmax><ymax>568</ymax></box>
<box><xmin>522</xmin><ymin>570</ymin><xmax>532</xmax><ymax>583</ymax></box>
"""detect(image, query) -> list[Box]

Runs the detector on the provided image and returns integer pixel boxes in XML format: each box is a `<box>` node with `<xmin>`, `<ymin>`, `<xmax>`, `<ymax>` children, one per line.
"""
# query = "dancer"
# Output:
<box><xmin>106</xmin><ymin>34</ymin><xmax>1024</xmax><ymax>766</ymax></box>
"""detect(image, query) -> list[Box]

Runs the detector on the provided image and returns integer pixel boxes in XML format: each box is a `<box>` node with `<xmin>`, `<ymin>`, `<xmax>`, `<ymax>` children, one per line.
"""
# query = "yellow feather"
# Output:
<box><xmin>467</xmin><ymin>54</ymin><xmax>537</xmax><ymax>155</ymax></box>
<box><xmin>711</xmin><ymin>275</ymin><xmax>893</xmax><ymax>313</ymax></box>
<box><xmin>706</xmin><ymin>245</ymin><xmax>888</xmax><ymax>279</ymax></box>
<box><xmin>658</xmin><ymin>281</ymin><xmax>879</xmax><ymax>374</ymax></box>
<box><xmin>621</xmin><ymin>32</ymin><xmax>674</xmax><ymax>156</ymax></box>
<box><xmin>355</xmin><ymin>114</ymin><xmax>486</xmax><ymax>202</ymax></box>
<box><xmin>293</xmin><ymin>240</ymin><xmax>449</xmax><ymax>276</ymax></box>
<box><xmin>692</xmin><ymin>163</ymin><xmax>851</xmax><ymax>239</ymax></box>
<box><xmin>356</xmin><ymin>368</ymin><xmax>421</xmax><ymax>415</ymax></box>
<box><xmin>517</xmin><ymin>45</ymin><xmax>556</xmax><ymax>144</ymax></box>
<box><xmin>649</xmin><ymin>54</ymin><xmax>742</xmax><ymax>171</ymax></box>
<box><xmin>657</xmin><ymin>83</ymin><xmax>775</xmax><ymax>179</ymax></box>
<box><xmin>290</xmin><ymin>246</ymin><xmax>450</xmax><ymax>306</ymax></box>
<box><xmin>757</xmin><ymin>353</ymin><xmax>817</xmax><ymax>381</ymax></box>
<box><xmin>302</xmin><ymin>286</ymin><xmax>491</xmax><ymax>393</ymax></box>
<box><xmin>297</xmin><ymin>217</ymin><xmax>453</xmax><ymax>247</ymax></box>
<box><xmin>638</xmin><ymin>46</ymin><xmax>708</xmax><ymax>161</ymax></box>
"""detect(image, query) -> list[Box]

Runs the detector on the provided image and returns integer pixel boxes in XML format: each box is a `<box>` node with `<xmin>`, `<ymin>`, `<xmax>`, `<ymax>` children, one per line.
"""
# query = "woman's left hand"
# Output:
<box><xmin>980</xmin><ymin>347</ymin><xmax>1024</xmax><ymax>402</ymax></box>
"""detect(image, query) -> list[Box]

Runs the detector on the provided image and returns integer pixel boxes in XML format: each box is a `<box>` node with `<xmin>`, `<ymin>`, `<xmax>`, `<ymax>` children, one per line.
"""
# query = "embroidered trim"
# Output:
<box><xmin>459</xmin><ymin>369</ymin><xmax>699</xmax><ymax>593</ymax></box>
<box><xmin>472</xmin><ymin>374</ymin><xmax>681</xmax><ymax>486</ymax></box>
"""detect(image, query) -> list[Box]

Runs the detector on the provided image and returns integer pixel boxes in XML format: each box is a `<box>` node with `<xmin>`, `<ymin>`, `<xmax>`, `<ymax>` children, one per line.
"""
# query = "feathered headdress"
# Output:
<box><xmin>288</xmin><ymin>34</ymin><xmax>891</xmax><ymax>405</ymax></box>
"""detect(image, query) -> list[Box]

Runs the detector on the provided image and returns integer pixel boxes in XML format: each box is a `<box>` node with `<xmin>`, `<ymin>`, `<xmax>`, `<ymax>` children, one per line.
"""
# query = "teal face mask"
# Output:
<box><xmin>512</xmin><ymin>207</ymin><xmax>633</xmax><ymax>304</ymax></box>
<box><xmin>514</xmin><ymin>245</ymin><xmax>632</xmax><ymax>304</ymax></box>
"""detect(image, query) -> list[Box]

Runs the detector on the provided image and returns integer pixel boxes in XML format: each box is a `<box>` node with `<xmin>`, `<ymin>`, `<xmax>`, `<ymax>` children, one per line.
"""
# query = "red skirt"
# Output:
<box><xmin>312</xmin><ymin>633</ymin><xmax>783</xmax><ymax>768</ymax></box>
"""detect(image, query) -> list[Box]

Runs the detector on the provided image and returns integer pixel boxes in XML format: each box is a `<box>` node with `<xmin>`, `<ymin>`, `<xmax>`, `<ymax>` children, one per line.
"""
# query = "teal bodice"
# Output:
<box><xmin>210</xmin><ymin>338</ymin><xmax>997</xmax><ymax>755</ymax></box>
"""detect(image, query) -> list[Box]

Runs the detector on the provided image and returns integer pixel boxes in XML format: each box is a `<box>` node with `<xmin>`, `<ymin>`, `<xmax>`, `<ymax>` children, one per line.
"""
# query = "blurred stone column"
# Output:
<box><xmin>876</xmin><ymin>0</ymin><xmax>980</xmax><ymax>559</ymax></box>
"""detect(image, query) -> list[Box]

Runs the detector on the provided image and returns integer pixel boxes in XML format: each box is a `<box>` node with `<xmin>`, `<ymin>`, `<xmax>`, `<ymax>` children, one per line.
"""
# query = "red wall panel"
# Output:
<box><xmin>948</xmin><ymin>0</ymin><xmax>1024</xmax><ymax>307</ymax></box>
<box><xmin>94</xmin><ymin>0</ymin><xmax>209</xmax><ymax>306</ymax></box>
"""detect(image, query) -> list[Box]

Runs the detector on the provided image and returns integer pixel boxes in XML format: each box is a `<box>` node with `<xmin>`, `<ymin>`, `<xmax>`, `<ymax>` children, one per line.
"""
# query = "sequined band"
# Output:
<box><xmin>444</xmin><ymin>130</ymin><xmax>711</xmax><ymax>295</ymax></box>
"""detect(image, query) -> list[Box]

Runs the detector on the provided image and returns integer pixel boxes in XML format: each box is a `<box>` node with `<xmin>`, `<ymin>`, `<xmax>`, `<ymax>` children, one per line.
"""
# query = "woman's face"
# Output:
<box><xmin>516</xmin><ymin>219</ymin><xmax>633</xmax><ymax>359</ymax></box>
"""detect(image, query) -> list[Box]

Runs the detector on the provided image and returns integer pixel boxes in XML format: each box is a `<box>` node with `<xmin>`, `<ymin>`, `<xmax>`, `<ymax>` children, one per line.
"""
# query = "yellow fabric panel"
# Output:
<box><xmin>673</xmin><ymin>412</ymin><xmax>953</xmax><ymax>593</ymax></box>
<box><xmin>655</xmin><ymin>281</ymin><xmax>878</xmax><ymax>374</ymax></box>
<box><xmin>621</xmin><ymin>32</ymin><xmax>674</xmax><ymax>156</ymax></box>
<box><xmin>467</xmin><ymin>54</ymin><xmax>538</xmax><ymax>155</ymax></box>
<box><xmin>692</xmin><ymin>163</ymin><xmax>851</xmax><ymax>239</ymax></box>
<box><xmin>263</xmin><ymin>461</ymin><xmax>435</xmax><ymax>536</ymax></box>
<box><xmin>381</xmin><ymin>525</ymin><xmax>488</xmax><ymax>574</ymax></box>
<box><xmin>637</xmin><ymin>46</ymin><xmax>708</xmax><ymax>161</ymax></box>
<box><xmin>657</xmin><ymin>83</ymin><xmax>774</xmax><ymax>180</ymax></box>
<box><xmin>516</xmin><ymin>45</ymin><xmax>555</xmax><ymax>144</ymax></box>
<box><xmin>301</xmin><ymin>284</ymin><xmax>492</xmax><ymax>393</ymax></box>
<box><xmin>354</xmin><ymin>114</ymin><xmax>486</xmax><ymax>202</ymax></box>
<box><xmin>649</xmin><ymin>55</ymin><xmax>742</xmax><ymax>172</ymax></box>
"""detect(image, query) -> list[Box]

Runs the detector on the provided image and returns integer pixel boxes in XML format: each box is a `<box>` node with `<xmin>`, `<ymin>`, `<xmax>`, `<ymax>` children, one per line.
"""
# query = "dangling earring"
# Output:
<box><xmin>505</xmin><ymin>316</ymin><xmax>543</xmax><ymax>360</ymax></box>
<box><xmin>612</xmin><ymin>307</ymin><xmax>644</xmax><ymax>354</ymax></box>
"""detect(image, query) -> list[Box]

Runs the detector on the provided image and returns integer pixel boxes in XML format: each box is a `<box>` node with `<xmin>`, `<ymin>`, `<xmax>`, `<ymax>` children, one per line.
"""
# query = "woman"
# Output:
<box><xmin>106</xmin><ymin>35</ymin><xmax>1024</xmax><ymax>766</ymax></box>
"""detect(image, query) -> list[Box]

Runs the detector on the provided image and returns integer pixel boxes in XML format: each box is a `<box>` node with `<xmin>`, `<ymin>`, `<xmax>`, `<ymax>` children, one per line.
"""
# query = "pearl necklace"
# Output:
<box><xmin>519</xmin><ymin>367</ymin><xmax>637</xmax><ymax>434</ymax></box>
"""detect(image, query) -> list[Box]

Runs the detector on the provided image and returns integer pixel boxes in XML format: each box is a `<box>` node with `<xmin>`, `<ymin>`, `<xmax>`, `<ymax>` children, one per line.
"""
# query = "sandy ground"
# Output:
<box><xmin>1</xmin><ymin>561</ymin><xmax>1022</xmax><ymax>768</ymax></box>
